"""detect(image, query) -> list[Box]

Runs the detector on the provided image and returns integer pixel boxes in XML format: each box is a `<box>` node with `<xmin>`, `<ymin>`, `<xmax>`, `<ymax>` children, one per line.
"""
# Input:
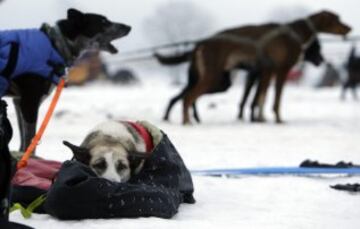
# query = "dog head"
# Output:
<box><xmin>63</xmin><ymin>139</ymin><xmax>148</xmax><ymax>183</ymax></box>
<box><xmin>58</xmin><ymin>8</ymin><xmax>131</xmax><ymax>55</ymax></box>
<box><xmin>310</xmin><ymin>10</ymin><xmax>351</xmax><ymax>36</ymax></box>
<box><xmin>304</xmin><ymin>38</ymin><xmax>324</xmax><ymax>66</ymax></box>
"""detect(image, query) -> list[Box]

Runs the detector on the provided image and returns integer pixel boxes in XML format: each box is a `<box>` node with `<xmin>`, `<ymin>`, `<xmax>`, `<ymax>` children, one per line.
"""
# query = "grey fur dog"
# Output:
<box><xmin>63</xmin><ymin>120</ymin><xmax>162</xmax><ymax>183</ymax></box>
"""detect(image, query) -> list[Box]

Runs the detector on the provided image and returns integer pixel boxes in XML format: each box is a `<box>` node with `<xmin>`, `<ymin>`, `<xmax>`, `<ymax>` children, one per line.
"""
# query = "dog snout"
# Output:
<box><xmin>315</xmin><ymin>57</ymin><xmax>324</xmax><ymax>66</ymax></box>
<box><xmin>337</xmin><ymin>22</ymin><xmax>352</xmax><ymax>35</ymax></box>
<box><xmin>342</xmin><ymin>24</ymin><xmax>352</xmax><ymax>35</ymax></box>
<box><xmin>118</xmin><ymin>23</ymin><xmax>131</xmax><ymax>36</ymax></box>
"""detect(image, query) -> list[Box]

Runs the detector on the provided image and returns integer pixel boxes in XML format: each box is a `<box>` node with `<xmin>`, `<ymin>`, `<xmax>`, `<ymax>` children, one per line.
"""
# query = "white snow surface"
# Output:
<box><xmin>7</xmin><ymin>77</ymin><xmax>360</xmax><ymax>229</ymax></box>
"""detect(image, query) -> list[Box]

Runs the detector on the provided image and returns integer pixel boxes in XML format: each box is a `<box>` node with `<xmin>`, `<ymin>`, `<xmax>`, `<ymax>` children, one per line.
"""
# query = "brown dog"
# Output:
<box><xmin>253</xmin><ymin>11</ymin><xmax>351</xmax><ymax>123</ymax></box>
<box><xmin>158</xmin><ymin>37</ymin><xmax>323</xmax><ymax>123</ymax></box>
<box><xmin>162</xmin><ymin>10</ymin><xmax>351</xmax><ymax>124</ymax></box>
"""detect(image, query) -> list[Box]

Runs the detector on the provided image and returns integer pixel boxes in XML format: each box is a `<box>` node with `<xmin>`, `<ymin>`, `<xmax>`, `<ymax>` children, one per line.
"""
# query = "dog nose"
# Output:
<box><xmin>124</xmin><ymin>25</ymin><xmax>131</xmax><ymax>34</ymax></box>
<box><xmin>120</xmin><ymin>24</ymin><xmax>131</xmax><ymax>35</ymax></box>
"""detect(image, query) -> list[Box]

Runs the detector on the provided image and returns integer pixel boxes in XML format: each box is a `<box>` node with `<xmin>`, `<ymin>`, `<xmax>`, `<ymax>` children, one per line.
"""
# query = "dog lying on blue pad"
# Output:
<box><xmin>43</xmin><ymin>121</ymin><xmax>195</xmax><ymax>219</ymax></box>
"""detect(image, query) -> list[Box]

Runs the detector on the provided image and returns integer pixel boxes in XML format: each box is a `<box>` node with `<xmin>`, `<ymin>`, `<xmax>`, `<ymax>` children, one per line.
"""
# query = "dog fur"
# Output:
<box><xmin>63</xmin><ymin>121</ymin><xmax>158</xmax><ymax>183</ymax></box>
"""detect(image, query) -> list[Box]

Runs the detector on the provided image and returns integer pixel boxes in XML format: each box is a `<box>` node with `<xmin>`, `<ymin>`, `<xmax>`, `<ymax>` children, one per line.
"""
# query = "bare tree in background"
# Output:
<box><xmin>144</xmin><ymin>0</ymin><xmax>214</xmax><ymax>45</ymax></box>
<box><xmin>143</xmin><ymin>0</ymin><xmax>215</xmax><ymax>84</ymax></box>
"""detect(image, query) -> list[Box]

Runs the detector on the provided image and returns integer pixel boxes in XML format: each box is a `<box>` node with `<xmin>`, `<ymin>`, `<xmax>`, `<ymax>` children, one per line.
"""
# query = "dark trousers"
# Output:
<box><xmin>0</xmin><ymin>100</ymin><xmax>34</xmax><ymax>228</ymax></box>
<box><xmin>0</xmin><ymin>100</ymin><xmax>13</xmax><ymax>221</ymax></box>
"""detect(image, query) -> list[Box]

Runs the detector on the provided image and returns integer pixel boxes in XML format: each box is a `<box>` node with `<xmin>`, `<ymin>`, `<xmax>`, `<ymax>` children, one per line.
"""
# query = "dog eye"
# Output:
<box><xmin>101</xmin><ymin>19</ymin><xmax>109</xmax><ymax>25</ymax></box>
<box><xmin>92</xmin><ymin>159</ymin><xmax>107</xmax><ymax>170</ymax></box>
<box><xmin>116</xmin><ymin>161</ymin><xmax>127</xmax><ymax>172</ymax></box>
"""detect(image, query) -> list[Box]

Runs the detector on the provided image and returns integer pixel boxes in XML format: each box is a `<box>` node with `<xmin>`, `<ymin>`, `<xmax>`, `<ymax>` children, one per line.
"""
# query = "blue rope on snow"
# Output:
<box><xmin>191</xmin><ymin>167</ymin><xmax>360</xmax><ymax>176</ymax></box>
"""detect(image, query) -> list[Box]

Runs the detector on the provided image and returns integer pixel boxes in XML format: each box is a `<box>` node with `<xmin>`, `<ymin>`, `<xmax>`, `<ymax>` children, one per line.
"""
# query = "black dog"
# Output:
<box><xmin>5</xmin><ymin>9</ymin><xmax>131</xmax><ymax>152</ymax></box>
<box><xmin>342</xmin><ymin>46</ymin><xmax>360</xmax><ymax>100</ymax></box>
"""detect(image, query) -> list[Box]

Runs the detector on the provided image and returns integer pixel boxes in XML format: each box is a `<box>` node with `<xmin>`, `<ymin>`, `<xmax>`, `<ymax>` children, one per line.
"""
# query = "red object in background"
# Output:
<box><xmin>287</xmin><ymin>69</ymin><xmax>303</xmax><ymax>82</ymax></box>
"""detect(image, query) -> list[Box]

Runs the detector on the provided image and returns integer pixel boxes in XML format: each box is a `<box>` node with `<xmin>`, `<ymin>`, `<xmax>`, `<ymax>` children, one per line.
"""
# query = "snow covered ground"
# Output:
<box><xmin>7</xmin><ymin>76</ymin><xmax>360</xmax><ymax>229</ymax></box>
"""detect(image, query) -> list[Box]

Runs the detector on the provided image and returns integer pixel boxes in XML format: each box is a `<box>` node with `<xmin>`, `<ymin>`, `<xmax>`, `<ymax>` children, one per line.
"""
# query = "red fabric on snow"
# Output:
<box><xmin>12</xmin><ymin>158</ymin><xmax>62</xmax><ymax>191</ymax></box>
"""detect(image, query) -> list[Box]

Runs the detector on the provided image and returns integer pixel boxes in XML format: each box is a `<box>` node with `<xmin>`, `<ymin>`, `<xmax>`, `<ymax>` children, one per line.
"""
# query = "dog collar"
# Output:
<box><xmin>41</xmin><ymin>23</ymin><xmax>75</xmax><ymax>66</ymax></box>
<box><xmin>127</xmin><ymin>121</ymin><xmax>154</xmax><ymax>153</ymax></box>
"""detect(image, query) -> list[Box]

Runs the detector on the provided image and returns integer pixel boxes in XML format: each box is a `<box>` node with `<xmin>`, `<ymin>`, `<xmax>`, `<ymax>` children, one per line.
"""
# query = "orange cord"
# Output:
<box><xmin>17</xmin><ymin>78</ymin><xmax>66</xmax><ymax>170</ymax></box>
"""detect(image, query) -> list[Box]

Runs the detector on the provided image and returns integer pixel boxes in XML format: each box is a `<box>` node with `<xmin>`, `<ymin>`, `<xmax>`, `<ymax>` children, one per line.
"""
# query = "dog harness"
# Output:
<box><xmin>0</xmin><ymin>28</ymin><xmax>66</xmax><ymax>97</ymax></box>
<box><xmin>127</xmin><ymin>121</ymin><xmax>154</xmax><ymax>153</ymax></box>
<box><xmin>213</xmin><ymin>18</ymin><xmax>318</xmax><ymax>68</ymax></box>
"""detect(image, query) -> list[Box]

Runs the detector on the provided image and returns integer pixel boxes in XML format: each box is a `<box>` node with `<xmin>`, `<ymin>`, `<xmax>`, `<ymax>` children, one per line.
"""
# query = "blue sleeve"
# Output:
<box><xmin>0</xmin><ymin>77</ymin><xmax>9</xmax><ymax>98</ymax></box>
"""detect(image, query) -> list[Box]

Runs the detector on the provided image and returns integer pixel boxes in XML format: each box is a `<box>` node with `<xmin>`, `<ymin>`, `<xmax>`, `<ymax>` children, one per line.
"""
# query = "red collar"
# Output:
<box><xmin>127</xmin><ymin>121</ymin><xmax>154</xmax><ymax>152</ymax></box>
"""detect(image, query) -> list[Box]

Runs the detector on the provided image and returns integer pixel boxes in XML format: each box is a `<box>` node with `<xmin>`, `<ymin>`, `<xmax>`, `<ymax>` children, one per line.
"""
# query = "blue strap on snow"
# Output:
<box><xmin>191</xmin><ymin>167</ymin><xmax>360</xmax><ymax>176</ymax></box>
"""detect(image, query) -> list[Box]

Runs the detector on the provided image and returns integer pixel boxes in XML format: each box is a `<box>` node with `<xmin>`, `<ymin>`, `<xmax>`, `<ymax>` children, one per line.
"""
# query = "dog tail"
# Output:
<box><xmin>154</xmin><ymin>51</ymin><xmax>192</xmax><ymax>66</ymax></box>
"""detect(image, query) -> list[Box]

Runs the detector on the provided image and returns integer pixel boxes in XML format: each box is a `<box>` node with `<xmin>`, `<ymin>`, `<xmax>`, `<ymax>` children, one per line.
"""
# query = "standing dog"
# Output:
<box><xmin>237</xmin><ymin>37</ymin><xmax>324</xmax><ymax>120</ymax></box>
<box><xmin>4</xmin><ymin>8</ymin><xmax>131</xmax><ymax>152</ymax></box>
<box><xmin>158</xmin><ymin>10</ymin><xmax>350</xmax><ymax>124</ymax></box>
<box><xmin>63</xmin><ymin>121</ymin><xmax>159</xmax><ymax>183</ymax></box>
<box><xmin>156</xmin><ymin>37</ymin><xmax>324</xmax><ymax>123</ymax></box>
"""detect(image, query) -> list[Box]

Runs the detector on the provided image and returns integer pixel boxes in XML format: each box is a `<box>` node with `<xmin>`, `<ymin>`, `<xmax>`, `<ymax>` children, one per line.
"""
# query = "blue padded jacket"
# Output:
<box><xmin>0</xmin><ymin>29</ymin><xmax>65</xmax><ymax>97</ymax></box>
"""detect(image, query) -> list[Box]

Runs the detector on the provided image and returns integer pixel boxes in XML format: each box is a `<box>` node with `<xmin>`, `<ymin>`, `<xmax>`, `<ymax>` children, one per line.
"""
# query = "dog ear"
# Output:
<box><xmin>67</xmin><ymin>8</ymin><xmax>84</xmax><ymax>23</ymax></box>
<box><xmin>63</xmin><ymin>140</ymin><xmax>90</xmax><ymax>164</ymax></box>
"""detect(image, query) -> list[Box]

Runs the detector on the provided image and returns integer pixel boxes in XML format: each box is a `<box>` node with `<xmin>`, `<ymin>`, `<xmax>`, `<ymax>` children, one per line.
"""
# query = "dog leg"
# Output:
<box><xmin>163</xmin><ymin>87</ymin><xmax>189</xmax><ymax>122</ymax></box>
<box><xmin>257</xmin><ymin>73</ymin><xmax>272</xmax><ymax>122</ymax></box>
<box><xmin>182</xmin><ymin>98</ymin><xmax>193</xmax><ymax>125</ymax></box>
<box><xmin>15</xmin><ymin>97</ymin><xmax>37</xmax><ymax>152</ymax></box>
<box><xmin>250</xmin><ymin>83</ymin><xmax>261</xmax><ymax>122</ymax></box>
<box><xmin>182</xmin><ymin>85</ymin><xmax>208</xmax><ymax>125</ymax></box>
<box><xmin>273</xmin><ymin>71</ymin><xmax>288</xmax><ymax>124</ymax></box>
<box><xmin>14</xmin><ymin>100</ymin><xmax>37</xmax><ymax>152</ymax></box>
<box><xmin>16</xmin><ymin>95</ymin><xmax>41</xmax><ymax>153</ymax></box>
<box><xmin>13</xmin><ymin>98</ymin><xmax>26</xmax><ymax>151</ymax></box>
<box><xmin>12</xmin><ymin>76</ymin><xmax>52</xmax><ymax>154</ymax></box>
<box><xmin>239</xmin><ymin>70</ymin><xmax>257</xmax><ymax>120</ymax></box>
<box><xmin>352</xmin><ymin>85</ymin><xmax>358</xmax><ymax>101</ymax></box>
<box><xmin>251</xmin><ymin>71</ymin><xmax>271</xmax><ymax>122</ymax></box>
<box><xmin>164</xmin><ymin>64</ymin><xmax>198</xmax><ymax>122</ymax></box>
<box><xmin>192</xmin><ymin>102</ymin><xmax>201</xmax><ymax>123</ymax></box>
<box><xmin>21</xmin><ymin>121</ymin><xmax>36</xmax><ymax>152</ymax></box>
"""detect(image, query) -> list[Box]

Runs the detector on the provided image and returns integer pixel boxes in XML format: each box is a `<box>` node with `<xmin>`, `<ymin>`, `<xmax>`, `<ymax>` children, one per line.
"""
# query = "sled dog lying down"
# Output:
<box><xmin>63</xmin><ymin>120</ymin><xmax>163</xmax><ymax>182</ymax></box>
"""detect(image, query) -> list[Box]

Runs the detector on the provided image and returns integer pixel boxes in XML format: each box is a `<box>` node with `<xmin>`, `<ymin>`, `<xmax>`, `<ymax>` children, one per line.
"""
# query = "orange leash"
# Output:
<box><xmin>17</xmin><ymin>78</ymin><xmax>66</xmax><ymax>170</ymax></box>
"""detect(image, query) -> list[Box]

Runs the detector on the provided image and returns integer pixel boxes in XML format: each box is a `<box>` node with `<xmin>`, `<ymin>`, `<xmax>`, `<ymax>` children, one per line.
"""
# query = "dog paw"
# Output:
<box><xmin>275</xmin><ymin>119</ymin><xmax>286</xmax><ymax>124</ymax></box>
